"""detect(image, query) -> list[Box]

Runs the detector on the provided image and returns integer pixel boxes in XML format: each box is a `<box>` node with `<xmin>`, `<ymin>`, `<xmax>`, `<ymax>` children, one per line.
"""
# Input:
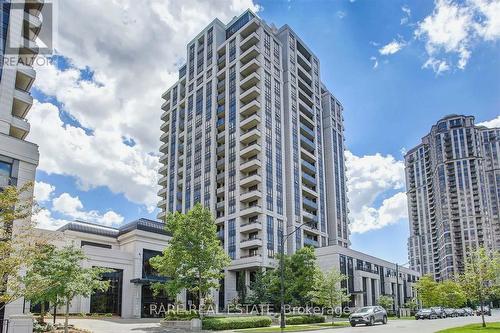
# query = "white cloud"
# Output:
<box><xmin>52</xmin><ymin>192</ymin><xmax>124</xmax><ymax>226</ymax></box>
<box><xmin>401</xmin><ymin>5</ymin><xmax>412</xmax><ymax>25</ymax></box>
<box><xmin>28</xmin><ymin>0</ymin><xmax>260</xmax><ymax>211</ymax></box>
<box><xmin>337</xmin><ymin>11</ymin><xmax>346</xmax><ymax>19</ymax></box>
<box><xmin>33</xmin><ymin>208</ymin><xmax>70</xmax><ymax>231</ymax></box>
<box><xmin>34</xmin><ymin>181</ymin><xmax>55</xmax><ymax>203</ymax></box>
<box><xmin>415</xmin><ymin>0</ymin><xmax>500</xmax><ymax>73</ymax></box>
<box><xmin>346</xmin><ymin>151</ymin><xmax>408</xmax><ymax>234</ymax></box>
<box><xmin>477</xmin><ymin>115</ymin><xmax>500</xmax><ymax>128</ymax></box>
<box><xmin>370</xmin><ymin>56</ymin><xmax>379</xmax><ymax>69</ymax></box>
<box><xmin>379</xmin><ymin>40</ymin><xmax>406</xmax><ymax>55</ymax></box>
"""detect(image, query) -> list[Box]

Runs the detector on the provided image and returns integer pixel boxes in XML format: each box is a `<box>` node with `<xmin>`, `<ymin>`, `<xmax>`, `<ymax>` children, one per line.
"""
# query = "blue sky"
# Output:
<box><xmin>28</xmin><ymin>0</ymin><xmax>499</xmax><ymax>265</ymax></box>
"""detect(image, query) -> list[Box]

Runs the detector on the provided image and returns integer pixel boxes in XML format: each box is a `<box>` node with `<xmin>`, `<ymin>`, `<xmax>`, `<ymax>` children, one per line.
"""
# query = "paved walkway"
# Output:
<box><xmin>57</xmin><ymin>310</ymin><xmax>499</xmax><ymax>333</ymax></box>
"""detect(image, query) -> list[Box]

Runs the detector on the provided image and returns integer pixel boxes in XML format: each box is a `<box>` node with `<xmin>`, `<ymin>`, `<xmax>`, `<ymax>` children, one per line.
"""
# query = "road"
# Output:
<box><xmin>57</xmin><ymin>310</ymin><xmax>499</xmax><ymax>333</ymax></box>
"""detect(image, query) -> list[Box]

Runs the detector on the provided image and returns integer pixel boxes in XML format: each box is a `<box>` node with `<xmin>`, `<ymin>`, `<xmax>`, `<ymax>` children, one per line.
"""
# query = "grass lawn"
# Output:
<box><xmin>234</xmin><ymin>322</ymin><xmax>349</xmax><ymax>332</ymax></box>
<box><xmin>388</xmin><ymin>316</ymin><xmax>415</xmax><ymax>320</ymax></box>
<box><xmin>436</xmin><ymin>322</ymin><xmax>500</xmax><ymax>333</ymax></box>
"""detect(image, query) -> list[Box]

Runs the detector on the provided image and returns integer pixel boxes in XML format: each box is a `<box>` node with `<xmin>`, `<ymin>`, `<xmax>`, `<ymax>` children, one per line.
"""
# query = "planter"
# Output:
<box><xmin>161</xmin><ymin>318</ymin><xmax>202</xmax><ymax>331</ymax></box>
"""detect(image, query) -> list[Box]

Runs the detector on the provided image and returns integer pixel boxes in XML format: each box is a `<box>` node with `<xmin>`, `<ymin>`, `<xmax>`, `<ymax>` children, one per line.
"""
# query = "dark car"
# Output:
<box><xmin>476</xmin><ymin>306</ymin><xmax>492</xmax><ymax>316</ymax></box>
<box><xmin>463</xmin><ymin>308</ymin><xmax>474</xmax><ymax>316</ymax></box>
<box><xmin>431</xmin><ymin>307</ymin><xmax>446</xmax><ymax>319</ymax></box>
<box><xmin>415</xmin><ymin>308</ymin><xmax>437</xmax><ymax>320</ymax></box>
<box><xmin>444</xmin><ymin>308</ymin><xmax>457</xmax><ymax>317</ymax></box>
<box><xmin>455</xmin><ymin>308</ymin><xmax>466</xmax><ymax>316</ymax></box>
<box><xmin>349</xmin><ymin>306</ymin><xmax>388</xmax><ymax>327</ymax></box>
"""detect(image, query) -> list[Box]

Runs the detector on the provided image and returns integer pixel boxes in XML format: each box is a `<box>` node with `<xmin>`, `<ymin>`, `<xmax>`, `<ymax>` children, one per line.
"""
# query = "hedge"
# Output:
<box><xmin>285</xmin><ymin>315</ymin><xmax>325</xmax><ymax>325</ymax></box>
<box><xmin>202</xmin><ymin>316</ymin><xmax>272</xmax><ymax>330</ymax></box>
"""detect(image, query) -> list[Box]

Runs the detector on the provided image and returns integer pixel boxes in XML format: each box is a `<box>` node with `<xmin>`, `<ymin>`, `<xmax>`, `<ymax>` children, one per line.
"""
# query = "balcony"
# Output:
<box><xmin>300</xmin><ymin>135</ymin><xmax>315</xmax><ymax>151</ymax></box>
<box><xmin>217</xmin><ymin>79</ymin><xmax>226</xmax><ymax>92</ymax></box>
<box><xmin>217</xmin><ymin>105</ymin><xmax>225</xmax><ymax>117</ymax></box>
<box><xmin>240</xmin><ymin>113</ymin><xmax>261</xmax><ymax>130</ymax></box>
<box><xmin>240</xmin><ymin>86</ymin><xmax>260</xmax><ymax>104</ymax></box>
<box><xmin>304</xmin><ymin>237</ymin><xmax>319</xmax><ymax>248</ymax></box>
<box><xmin>302</xmin><ymin>184</ymin><xmax>318</xmax><ymax>198</ymax></box>
<box><xmin>10</xmin><ymin>116</ymin><xmax>30</xmax><ymax>139</ymax></box>
<box><xmin>240</xmin><ymin>72</ymin><xmax>260</xmax><ymax>90</ymax></box>
<box><xmin>240</xmin><ymin>31</ymin><xmax>260</xmax><ymax>52</ymax></box>
<box><xmin>240</xmin><ymin>220</ymin><xmax>263</xmax><ymax>233</ymax></box>
<box><xmin>297</xmin><ymin>51</ymin><xmax>312</xmax><ymax>72</ymax></box>
<box><xmin>216</xmin><ymin>158</ymin><xmax>225</xmax><ymax>169</ymax></box>
<box><xmin>300</xmin><ymin>123</ymin><xmax>315</xmax><ymax>140</ymax></box>
<box><xmin>240</xmin><ymin>45</ymin><xmax>260</xmax><ymax>65</ymax></box>
<box><xmin>216</xmin><ymin>186</ymin><xmax>225</xmax><ymax>196</ymax></box>
<box><xmin>218</xmin><ymin>55</ymin><xmax>226</xmax><ymax>68</ymax></box>
<box><xmin>159</xmin><ymin>142</ymin><xmax>168</xmax><ymax>153</ymax></box>
<box><xmin>240</xmin><ymin>99</ymin><xmax>260</xmax><ymax>117</ymax></box>
<box><xmin>217</xmin><ymin>144</ymin><xmax>225</xmax><ymax>156</ymax></box>
<box><xmin>216</xmin><ymin>201</ymin><xmax>225</xmax><ymax>210</ymax></box>
<box><xmin>158</xmin><ymin>165</ymin><xmax>168</xmax><ymax>175</ymax></box>
<box><xmin>160</xmin><ymin>121</ymin><xmax>169</xmax><ymax>132</ymax></box>
<box><xmin>217</xmin><ymin>92</ymin><xmax>226</xmax><ymax>105</ymax></box>
<box><xmin>302</xmin><ymin>211</ymin><xmax>318</xmax><ymax>223</ymax></box>
<box><xmin>240</xmin><ymin>142</ymin><xmax>261</xmax><ymax>159</ymax></box>
<box><xmin>240</xmin><ymin>204</ymin><xmax>261</xmax><ymax>217</ymax></box>
<box><xmin>15</xmin><ymin>63</ymin><xmax>36</xmax><ymax>93</ymax></box>
<box><xmin>12</xmin><ymin>88</ymin><xmax>33</xmax><ymax>118</ymax></box>
<box><xmin>240</xmin><ymin>127</ymin><xmax>261</xmax><ymax>144</ymax></box>
<box><xmin>217</xmin><ymin>118</ymin><xmax>225</xmax><ymax>130</ymax></box>
<box><xmin>240</xmin><ymin>172</ymin><xmax>262</xmax><ymax>188</ymax></box>
<box><xmin>240</xmin><ymin>188</ymin><xmax>262</xmax><ymax>203</ymax></box>
<box><xmin>216</xmin><ymin>173</ymin><xmax>225</xmax><ymax>182</ymax></box>
<box><xmin>301</xmin><ymin>159</ymin><xmax>316</xmax><ymax>174</ymax></box>
<box><xmin>303</xmin><ymin>197</ymin><xmax>318</xmax><ymax>210</ymax></box>
<box><xmin>301</xmin><ymin>146</ymin><xmax>316</xmax><ymax>164</ymax></box>
<box><xmin>161</xmin><ymin>100</ymin><xmax>170</xmax><ymax>111</ymax></box>
<box><xmin>240</xmin><ymin>157</ymin><xmax>261</xmax><ymax>173</ymax></box>
<box><xmin>298</xmin><ymin>90</ymin><xmax>314</xmax><ymax>108</ymax></box>
<box><xmin>298</xmin><ymin>76</ymin><xmax>314</xmax><ymax>96</ymax></box>
<box><xmin>158</xmin><ymin>175</ymin><xmax>168</xmax><ymax>185</ymax></box>
<box><xmin>302</xmin><ymin>171</ymin><xmax>316</xmax><ymax>186</ymax></box>
<box><xmin>240</xmin><ymin>237</ymin><xmax>263</xmax><ymax>249</ymax></box>
<box><xmin>159</xmin><ymin>154</ymin><xmax>168</xmax><ymax>164</ymax></box>
<box><xmin>240</xmin><ymin>58</ymin><xmax>260</xmax><ymax>77</ymax></box>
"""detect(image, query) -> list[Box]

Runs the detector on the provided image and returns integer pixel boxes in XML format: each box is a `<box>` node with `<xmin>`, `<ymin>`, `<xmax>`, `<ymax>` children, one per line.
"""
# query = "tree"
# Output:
<box><xmin>246</xmin><ymin>270</ymin><xmax>271</xmax><ymax>307</ymax></box>
<box><xmin>150</xmin><ymin>204</ymin><xmax>231</xmax><ymax>313</ymax></box>
<box><xmin>0</xmin><ymin>182</ymin><xmax>44</xmax><ymax>310</ymax></box>
<box><xmin>414</xmin><ymin>275</ymin><xmax>440</xmax><ymax>307</ymax></box>
<box><xmin>33</xmin><ymin>246</ymin><xmax>110</xmax><ymax>333</ymax></box>
<box><xmin>377</xmin><ymin>295</ymin><xmax>394</xmax><ymax>312</ymax></box>
<box><xmin>265</xmin><ymin>247</ymin><xmax>320</xmax><ymax>307</ymax></box>
<box><xmin>436</xmin><ymin>280</ymin><xmax>466</xmax><ymax>308</ymax></box>
<box><xmin>309</xmin><ymin>268</ymin><xmax>350</xmax><ymax>325</ymax></box>
<box><xmin>459</xmin><ymin>247</ymin><xmax>500</xmax><ymax>328</ymax></box>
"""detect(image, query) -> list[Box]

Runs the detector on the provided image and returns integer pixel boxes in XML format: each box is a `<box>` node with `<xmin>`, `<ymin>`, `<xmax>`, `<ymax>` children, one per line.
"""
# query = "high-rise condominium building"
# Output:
<box><xmin>1</xmin><ymin>0</ymin><xmax>43</xmax><ymax>328</ymax></box>
<box><xmin>158</xmin><ymin>10</ymin><xmax>349</xmax><ymax>305</ymax></box>
<box><xmin>406</xmin><ymin>115</ymin><xmax>500</xmax><ymax>281</ymax></box>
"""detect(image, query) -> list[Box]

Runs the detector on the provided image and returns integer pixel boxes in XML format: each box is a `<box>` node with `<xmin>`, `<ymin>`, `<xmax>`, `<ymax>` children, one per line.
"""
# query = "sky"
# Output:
<box><xmin>28</xmin><ymin>0</ymin><xmax>500</xmax><ymax>265</ymax></box>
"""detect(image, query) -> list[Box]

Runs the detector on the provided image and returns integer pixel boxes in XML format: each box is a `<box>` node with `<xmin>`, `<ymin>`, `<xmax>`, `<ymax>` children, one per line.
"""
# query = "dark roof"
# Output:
<box><xmin>58</xmin><ymin>218</ymin><xmax>170</xmax><ymax>238</ymax></box>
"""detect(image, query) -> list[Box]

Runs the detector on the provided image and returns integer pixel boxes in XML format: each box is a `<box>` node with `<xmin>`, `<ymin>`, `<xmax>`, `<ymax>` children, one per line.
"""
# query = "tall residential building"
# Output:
<box><xmin>1</xmin><ymin>0</ymin><xmax>42</xmax><ymax>328</ymax></box>
<box><xmin>406</xmin><ymin>115</ymin><xmax>500</xmax><ymax>281</ymax></box>
<box><xmin>158</xmin><ymin>10</ymin><xmax>349</xmax><ymax>306</ymax></box>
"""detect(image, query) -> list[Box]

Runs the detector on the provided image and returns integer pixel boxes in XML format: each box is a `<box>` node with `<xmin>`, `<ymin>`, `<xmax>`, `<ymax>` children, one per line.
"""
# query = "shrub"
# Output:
<box><xmin>202</xmin><ymin>316</ymin><xmax>272</xmax><ymax>330</ymax></box>
<box><xmin>164</xmin><ymin>310</ymin><xmax>200</xmax><ymax>321</ymax></box>
<box><xmin>285</xmin><ymin>315</ymin><xmax>325</xmax><ymax>325</ymax></box>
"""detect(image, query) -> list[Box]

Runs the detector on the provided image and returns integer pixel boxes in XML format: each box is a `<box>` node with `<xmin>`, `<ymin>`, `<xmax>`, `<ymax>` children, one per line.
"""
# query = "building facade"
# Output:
<box><xmin>316</xmin><ymin>246</ymin><xmax>419</xmax><ymax>310</ymax></box>
<box><xmin>158</xmin><ymin>10</ymin><xmax>350</xmax><ymax>306</ymax></box>
<box><xmin>1</xmin><ymin>0</ymin><xmax>43</xmax><ymax>329</ymax></box>
<box><xmin>406</xmin><ymin>115</ymin><xmax>500</xmax><ymax>281</ymax></box>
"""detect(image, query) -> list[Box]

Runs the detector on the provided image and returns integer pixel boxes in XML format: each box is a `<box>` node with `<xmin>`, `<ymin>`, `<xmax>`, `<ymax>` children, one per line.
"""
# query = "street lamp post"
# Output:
<box><xmin>394</xmin><ymin>261</ymin><xmax>410</xmax><ymax>318</ymax></box>
<box><xmin>280</xmin><ymin>221</ymin><xmax>311</xmax><ymax>331</ymax></box>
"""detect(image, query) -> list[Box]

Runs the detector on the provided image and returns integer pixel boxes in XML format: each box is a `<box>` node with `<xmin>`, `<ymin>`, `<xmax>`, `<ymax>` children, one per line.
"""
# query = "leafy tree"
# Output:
<box><xmin>377</xmin><ymin>295</ymin><xmax>394</xmax><ymax>312</ymax></box>
<box><xmin>309</xmin><ymin>268</ymin><xmax>350</xmax><ymax>325</ymax></box>
<box><xmin>265</xmin><ymin>247</ymin><xmax>320</xmax><ymax>307</ymax></box>
<box><xmin>0</xmin><ymin>182</ymin><xmax>44</xmax><ymax>310</ymax></box>
<box><xmin>150</xmin><ymin>204</ymin><xmax>231</xmax><ymax>313</ymax></box>
<box><xmin>436</xmin><ymin>280</ymin><xmax>466</xmax><ymax>308</ymax></box>
<box><xmin>32</xmin><ymin>246</ymin><xmax>110</xmax><ymax>333</ymax></box>
<box><xmin>246</xmin><ymin>270</ymin><xmax>271</xmax><ymax>308</ymax></box>
<box><xmin>414</xmin><ymin>275</ymin><xmax>440</xmax><ymax>307</ymax></box>
<box><xmin>404</xmin><ymin>299</ymin><xmax>418</xmax><ymax>311</ymax></box>
<box><xmin>459</xmin><ymin>247</ymin><xmax>500</xmax><ymax>328</ymax></box>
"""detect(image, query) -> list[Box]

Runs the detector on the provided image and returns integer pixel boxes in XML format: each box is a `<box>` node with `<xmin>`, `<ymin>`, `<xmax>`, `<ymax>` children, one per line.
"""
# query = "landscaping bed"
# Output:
<box><xmin>202</xmin><ymin>316</ymin><xmax>273</xmax><ymax>330</ymax></box>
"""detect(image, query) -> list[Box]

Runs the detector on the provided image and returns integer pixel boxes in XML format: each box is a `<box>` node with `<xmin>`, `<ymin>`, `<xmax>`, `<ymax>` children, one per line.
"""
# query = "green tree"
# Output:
<box><xmin>415</xmin><ymin>275</ymin><xmax>440</xmax><ymax>307</ymax></box>
<box><xmin>377</xmin><ymin>295</ymin><xmax>394</xmax><ymax>312</ymax></box>
<box><xmin>404</xmin><ymin>299</ymin><xmax>418</xmax><ymax>311</ymax></box>
<box><xmin>437</xmin><ymin>280</ymin><xmax>466</xmax><ymax>308</ymax></box>
<box><xmin>265</xmin><ymin>247</ymin><xmax>320</xmax><ymax>307</ymax></box>
<box><xmin>246</xmin><ymin>270</ymin><xmax>271</xmax><ymax>308</ymax></box>
<box><xmin>459</xmin><ymin>247</ymin><xmax>500</xmax><ymax>328</ymax></box>
<box><xmin>0</xmin><ymin>182</ymin><xmax>44</xmax><ymax>310</ymax></box>
<box><xmin>150</xmin><ymin>204</ymin><xmax>231</xmax><ymax>312</ymax></box>
<box><xmin>34</xmin><ymin>246</ymin><xmax>110</xmax><ymax>333</ymax></box>
<box><xmin>309</xmin><ymin>268</ymin><xmax>350</xmax><ymax>325</ymax></box>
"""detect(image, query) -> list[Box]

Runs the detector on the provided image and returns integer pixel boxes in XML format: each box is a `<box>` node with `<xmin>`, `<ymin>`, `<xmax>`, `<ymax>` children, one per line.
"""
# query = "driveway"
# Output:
<box><xmin>58</xmin><ymin>310</ymin><xmax>499</xmax><ymax>333</ymax></box>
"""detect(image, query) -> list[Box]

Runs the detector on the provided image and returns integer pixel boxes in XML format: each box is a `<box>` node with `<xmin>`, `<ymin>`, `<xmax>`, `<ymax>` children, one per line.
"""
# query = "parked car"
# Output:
<box><xmin>476</xmin><ymin>306</ymin><xmax>492</xmax><ymax>316</ymax></box>
<box><xmin>431</xmin><ymin>307</ymin><xmax>446</xmax><ymax>319</ymax></box>
<box><xmin>349</xmin><ymin>306</ymin><xmax>388</xmax><ymax>327</ymax></box>
<box><xmin>463</xmin><ymin>308</ymin><xmax>474</xmax><ymax>316</ymax></box>
<box><xmin>455</xmin><ymin>308</ymin><xmax>466</xmax><ymax>316</ymax></box>
<box><xmin>444</xmin><ymin>308</ymin><xmax>457</xmax><ymax>317</ymax></box>
<box><xmin>415</xmin><ymin>308</ymin><xmax>437</xmax><ymax>320</ymax></box>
